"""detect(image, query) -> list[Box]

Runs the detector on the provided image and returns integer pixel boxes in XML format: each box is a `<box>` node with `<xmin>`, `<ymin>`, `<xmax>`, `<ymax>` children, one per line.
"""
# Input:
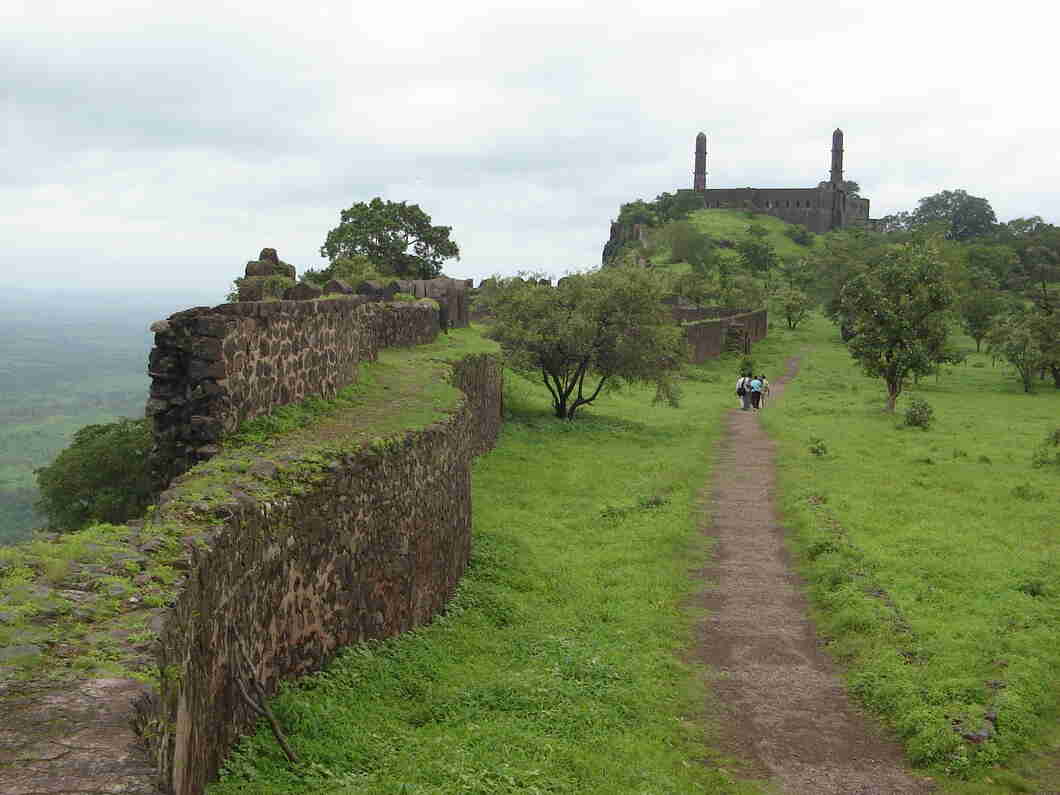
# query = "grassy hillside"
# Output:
<box><xmin>763</xmin><ymin>315</ymin><xmax>1060</xmax><ymax>790</ymax></box>
<box><xmin>209</xmin><ymin>324</ymin><xmax>801</xmax><ymax>794</ymax></box>
<box><xmin>649</xmin><ymin>208</ymin><xmax>818</xmax><ymax>273</ymax></box>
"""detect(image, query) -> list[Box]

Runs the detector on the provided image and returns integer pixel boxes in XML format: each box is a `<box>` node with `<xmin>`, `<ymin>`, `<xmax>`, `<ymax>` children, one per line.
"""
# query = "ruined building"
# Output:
<box><xmin>678</xmin><ymin>128</ymin><xmax>871</xmax><ymax>234</ymax></box>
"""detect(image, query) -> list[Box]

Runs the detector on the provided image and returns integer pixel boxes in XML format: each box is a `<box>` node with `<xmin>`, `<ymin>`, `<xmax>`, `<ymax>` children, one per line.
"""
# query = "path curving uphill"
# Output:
<box><xmin>697</xmin><ymin>357</ymin><xmax>934</xmax><ymax>794</ymax></box>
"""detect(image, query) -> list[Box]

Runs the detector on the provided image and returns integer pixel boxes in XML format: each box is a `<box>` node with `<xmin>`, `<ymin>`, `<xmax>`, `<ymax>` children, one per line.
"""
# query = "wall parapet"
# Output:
<box><xmin>139</xmin><ymin>349</ymin><xmax>502</xmax><ymax>795</ymax></box>
<box><xmin>685</xmin><ymin>308</ymin><xmax>768</xmax><ymax>362</ymax></box>
<box><xmin>147</xmin><ymin>297</ymin><xmax>439</xmax><ymax>487</ymax></box>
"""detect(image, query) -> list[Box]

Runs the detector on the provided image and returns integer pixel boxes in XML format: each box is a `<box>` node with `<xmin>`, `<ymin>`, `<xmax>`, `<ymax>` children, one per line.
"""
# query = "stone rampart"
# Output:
<box><xmin>685</xmin><ymin>308</ymin><xmax>768</xmax><ymax>363</ymax></box>
<box><xmin>147</xmin><ymin>298</ymin><xmax>439</xmax><ymax>487</ymax></box>
<box><xmin>147</xmin><ymin>352</ymin><xmax>502</xmax><ymax>795</ymax></box>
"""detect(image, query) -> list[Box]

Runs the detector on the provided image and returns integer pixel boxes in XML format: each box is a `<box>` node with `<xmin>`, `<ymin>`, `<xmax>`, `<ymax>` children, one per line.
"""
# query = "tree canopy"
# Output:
<box><xmin>838</xmin><ymin>240</ymin><xmax>954</xmax><ymax>411</ymax></box>
<box><xmin>321</xmin><ymin>198</ymin><xmax>460</xmax><ymax>280</ymax></box>
<box><xmin>485</xmin><ymin>267</ymin><xmax>684</xmax><ymax>419</ymax></box>
<box><xmin>911</xmin><ymin>189</ymin><xmax>997</xmax><ymax>241</ymax></box>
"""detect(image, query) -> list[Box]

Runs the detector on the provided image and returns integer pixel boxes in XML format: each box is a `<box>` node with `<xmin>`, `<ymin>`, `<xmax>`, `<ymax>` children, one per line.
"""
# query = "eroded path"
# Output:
<box><xmin>697</xmin><ymin>357</ymin><xmax>934</xmax><ymax>794</ymax></box>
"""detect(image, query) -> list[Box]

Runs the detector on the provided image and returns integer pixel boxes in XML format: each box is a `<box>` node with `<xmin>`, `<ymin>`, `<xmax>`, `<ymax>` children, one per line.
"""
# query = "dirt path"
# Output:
<box><xmin>696</xmin><ymin>357</ymin><xmax>934</xmax><ymax>794</ymax></box>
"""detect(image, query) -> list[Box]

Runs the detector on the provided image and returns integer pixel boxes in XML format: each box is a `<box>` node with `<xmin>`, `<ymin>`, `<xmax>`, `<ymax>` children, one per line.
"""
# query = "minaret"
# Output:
<box><xmin>830</xmin><ymin>128</ymin><xmax>844</xmax><ymax>186</ymax></box>
<box><xmin>693</xmin><ymin>132</ymin><xmax>707</xmax><ymax>192</ymax></box>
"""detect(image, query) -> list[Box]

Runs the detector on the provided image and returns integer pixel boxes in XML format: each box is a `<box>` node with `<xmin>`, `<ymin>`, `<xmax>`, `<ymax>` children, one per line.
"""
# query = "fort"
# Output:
<box><xmin>679</xmin><ymin>128</ymin><xmax>873</xmax><ymax>234</ymax></box>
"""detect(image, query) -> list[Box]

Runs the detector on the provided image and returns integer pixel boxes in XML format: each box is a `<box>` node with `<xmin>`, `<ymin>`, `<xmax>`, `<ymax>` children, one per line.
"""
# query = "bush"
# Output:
<box><xmin>391</xmin><ymin>292</ymin><xmax>417</xmax><ymax>302</ymax></box>
<box><xmin>1031</xmin><ymin>428</ymin><xmax>1060</xmax><ymax>469</ymax></box>
<box><xmin>34</xmin><ymin>418</ymin><xmax>154</xmax><ymax>532</ymax></box>
<box><xmin>809</xmin><ymin>437</ymin><xmax>828</xmax><ymax>456</ymax></box>
<box><xmin>904</xmin><ymin>398</ymin><xmax>935</xmax><ymax>429</ymax></box>
<box><xmin>785</xmin><ymin>224</ymin><xmax>814</xmax><ymax>246</ymax></box>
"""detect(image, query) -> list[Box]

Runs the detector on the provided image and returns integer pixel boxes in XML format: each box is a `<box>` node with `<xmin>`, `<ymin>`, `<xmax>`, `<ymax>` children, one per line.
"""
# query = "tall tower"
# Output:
<box><xmin>693</xmin><ymin>132</ymin><xmax>707</xmax><ymax>192</ymax></box>
<box><xmin>830</xmin><ymin>128</ymin><xmax>844</xmax><ymax>186</ymax></box>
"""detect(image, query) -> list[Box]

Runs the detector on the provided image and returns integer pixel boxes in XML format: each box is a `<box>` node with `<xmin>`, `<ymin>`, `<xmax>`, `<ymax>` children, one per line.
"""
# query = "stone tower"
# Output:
<box><xmin>693</xmin><ymin>132</ymin><xmax>707</xmax><ymax>192</ymax></box>
<box><xmin>830</xmin><ymin>128</ymin><xmax>844</xmax><ymax>185</ymax></box>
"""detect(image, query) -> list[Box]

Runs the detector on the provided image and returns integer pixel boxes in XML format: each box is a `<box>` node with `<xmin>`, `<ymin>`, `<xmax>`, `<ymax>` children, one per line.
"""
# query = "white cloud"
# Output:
<box><xmin>1</xmin><ymin>0</ymin><xmax>1058</xmax><ymax>292</ymax></box>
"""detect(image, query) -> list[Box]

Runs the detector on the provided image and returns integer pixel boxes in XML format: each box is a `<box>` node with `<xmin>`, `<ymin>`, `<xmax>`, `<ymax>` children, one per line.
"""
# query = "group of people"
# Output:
<box><xmin>736</xmin><ymin>372</ymin><xmax>769</xmax><ymax>411</ymax></box>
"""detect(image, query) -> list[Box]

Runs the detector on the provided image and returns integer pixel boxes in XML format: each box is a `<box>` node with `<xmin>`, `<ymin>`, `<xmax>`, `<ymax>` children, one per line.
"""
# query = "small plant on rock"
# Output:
<box><xmin>904</xmin><ymin>398</ymin><xmax>935</xmax><ymax>430</ymax></box>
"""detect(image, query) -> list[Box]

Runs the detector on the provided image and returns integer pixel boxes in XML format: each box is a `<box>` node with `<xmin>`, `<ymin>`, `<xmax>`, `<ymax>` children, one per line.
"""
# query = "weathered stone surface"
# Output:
<box><xmin>283</xmin><ymin>283</ymin><xmax>323</xmax><ymax>301</ymax></box>
<box><xmin>0</xmin><ymin>678</ymin><xmax>158</xmax><ymax>794</ymax></box>
<box><xmin>144</xmin><ymin>353</ymin><xmax>501</xmax><ymax>795</ymax></box>
<box><xmin>148</xmin><ymin>298</ymin><xmax>439</xmax><ymax>486</ymax></box>
<box><xmin>323</xmin><ymin>278</ymin><xmax>353</xmax><ymax>295</ymax></box>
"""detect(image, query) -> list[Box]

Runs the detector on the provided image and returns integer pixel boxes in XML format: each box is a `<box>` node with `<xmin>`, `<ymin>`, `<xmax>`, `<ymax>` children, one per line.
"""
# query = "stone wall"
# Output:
<box><xmin>149</xmin><ymin>353</ymin><xmax>502</xmax><ymax>795</ymax></box>
<box><xmin>685</xmin><ymin>308</ymin><xmax>768</xmax><ymax>363</ymax></box>
<box><xmin>147</xmin><ymin>298</ymin><xmax>439</xmax><ymax>487</ymax></box>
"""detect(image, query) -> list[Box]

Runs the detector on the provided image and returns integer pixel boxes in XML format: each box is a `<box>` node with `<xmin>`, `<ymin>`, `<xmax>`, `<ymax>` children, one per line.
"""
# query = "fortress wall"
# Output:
<box><xmin>685</xmin><ymin>308</ymin><xmax>768</xmax><ymax>364</ymax></box>
<box><xmin>147</xmin><ymin>298</ymin><xmax>439</xmax><ymax>486</ymax></box>
<box><xmin>153</xmin><ymin>352</ymin><xmax>503</xmax><ymax>795</ymax></box>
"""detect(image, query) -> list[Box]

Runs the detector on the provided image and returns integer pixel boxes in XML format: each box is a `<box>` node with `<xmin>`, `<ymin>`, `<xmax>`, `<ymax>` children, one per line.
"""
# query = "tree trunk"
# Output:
<box><xmin>1051</xmin><ymin>364</ymin><xmax>1060</xmax><ymax>389</ymax></box>
<box><xmin>885</xmin><ymin>379</ymin><xmax>901</xmax><ymax>412</ymax></box>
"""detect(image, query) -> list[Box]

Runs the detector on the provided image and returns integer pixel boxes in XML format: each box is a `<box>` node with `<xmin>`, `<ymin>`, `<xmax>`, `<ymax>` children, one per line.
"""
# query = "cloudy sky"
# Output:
<box><xmin>2</xmin><ymin>0</ymin><xmax>1057</xmax><ymax>294</ymax></box>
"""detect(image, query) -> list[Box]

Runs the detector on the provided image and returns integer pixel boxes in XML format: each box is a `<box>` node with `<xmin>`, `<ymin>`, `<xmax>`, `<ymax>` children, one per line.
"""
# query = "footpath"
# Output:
<box><xmin>696</xmin><ymin>357</ymin><xmax>935</xmax><ymax>794</ymax></box>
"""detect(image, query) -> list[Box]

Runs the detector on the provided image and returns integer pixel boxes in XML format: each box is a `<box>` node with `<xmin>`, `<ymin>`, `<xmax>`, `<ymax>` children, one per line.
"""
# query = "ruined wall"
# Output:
<box><xmin>147</xmin><ymin>298</ymin><xmax>439</xmax><ymax>486</ymax></box>
<box><xmin>152</xmin><ymin>353</ymin><xmax>502</xmax><ymax>795</ymax></box>
<box><xmin>685</xmin><ymin>309</ymin><xmax>768</xmax><ymax>363</ymax></box>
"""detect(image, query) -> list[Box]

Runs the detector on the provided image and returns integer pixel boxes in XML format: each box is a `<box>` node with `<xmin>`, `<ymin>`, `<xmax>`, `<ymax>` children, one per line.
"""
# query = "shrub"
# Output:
<box><xmin>809</xmin><ymin>437</ymin><xmax>828</xmax><ymax>456</ymax></box>
<box><xmin>904</xmin><ymin>398</ymin><xmax>935</xmax><ymax>430</ymax></box>
<box><xmin>785</xmin><ymin>224</ymin><xmax>814</xmax><ymax>246</ymax></box>
<box><xmin>34</xmin><ymin>418</ymin><xmax>154</xmax><ymax>531</ymax></box>
<box><xmin>1030</xmin><ymin>428</ymin><xmax>1060</xmax><ymax>469</ymax></box>
<box><xmin>391</xmin><ymin>292</ymin><xmax>417</xmax><ymax>302</ymax></box>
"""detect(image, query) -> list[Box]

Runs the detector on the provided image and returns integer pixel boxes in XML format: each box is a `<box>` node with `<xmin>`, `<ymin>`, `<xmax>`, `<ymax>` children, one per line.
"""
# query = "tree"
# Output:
<box><xmin>986</xmin><ymin>311</ymin><xmax>1046</xmax><ymax>393</ymax></box>
<box><xmin>486</xmin><ymin>266</ymin><xmax>684</xmax><ymax>420</ymax></box>
<box><xmin>35</xmin><ymin>418</ymin><xmax>154</xmax><ymax>531</ymax></box>
<box><xmin>736</xmin><ymin>237</ymin><xmax>778</xmax><ymax>273</ymax></box>
<box><xmin>772</xmin><ymin>286</ymin><xmax>815</xmax><ymax>329</ymax></box>
<box><xmin>301</xmin><ymin>254</ymin><xmax>382</xmax><ymax>288</ymax></box>
<box><xmin>958</xmin><ymin>288</ymin><xmax>1005</xmax><ymax>352</ymax></box>
<box><xmin>666</xmin><ymin>221</ymin><xmax>719</xmax><ymax>269</ymax></box>
<box><xmin>321</xmin><ymin>198</ymin><xmax>460</xmax><ymax>279</ymax></box>
<box><xmin>911</xmin><ymin>189</ymin><xmax>997</xmax><ymax>241</ymax></box>
<box><xmin>841</xmin><ymin>180</ymin><xmax>861</xmax><ymax>197</ymax></box>
<box><xmin>838</xmin><ymin>240</ymin><xmax>954</xmax><ymax>411</ymax></box>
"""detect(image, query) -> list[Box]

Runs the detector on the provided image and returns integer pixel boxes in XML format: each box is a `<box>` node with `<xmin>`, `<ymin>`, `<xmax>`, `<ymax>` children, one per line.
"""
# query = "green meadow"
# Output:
<box><xmin>209</xmin><ymin>325</ymin><xmax>799</xmax><ymax>794</ymax></box>
<box><xmin>199</xmin><ymin>314</ymin><xmax>1059</xmax><ymax>793</ymax></box>
<box><xmin>762</xmin><ymin>314</ymin><xmax>1060</xmax><ymax>790</ymax></box>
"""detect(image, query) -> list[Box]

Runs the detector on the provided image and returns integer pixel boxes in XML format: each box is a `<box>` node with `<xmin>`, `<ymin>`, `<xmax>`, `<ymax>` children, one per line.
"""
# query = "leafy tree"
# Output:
<box><xmin>958</xmin><ymin>288</ymin><xmax>1005</xmax><ymax>352</ymax></box>
<box><xmin>321</xmin><ymin>198</ymin><xmax>460</xmax><ymax>280</ymax></box>
<box><xmin>964</xmin><ymin>243</ymin><xmax>1020</xmax><ymax>289</ymax></box>
<box><xmin>35</xmin><ymin>418</ymin><xmax>153</xmax><ymax>531</ymax></box>
<box><xmin>736</xmin><ymin>237</ymin><xmax>778</xmax><ymax>273</ymax></box>
<box><xmin>986</xmin><ymin>311</ymin><xmax>1047</xmax><ymax>393</ymax></box>
<box><xmin>616</xmin><ymin>200</ymin><xmax>659</xmax><ymax>227</ymax></box>
<box><xmin>875</xmin><ymin>211</ymin><xmax>915</xmax><ymax>235</ymax></box>
<box><xmin>486</xmin><ymin>267</ymin><xmax>684</xmax><ymax>419</ymax></box>
<box><xmin>666</xmin><ymin>221</ymin><xmax>719</xmax><ymax>269</ymax></box>
<box><xmin>806</xmin><ymin>229</ymin><xmax>888</xmax><ymax>328</ymax></box>
<box><xmin>784</xmin><ymin>224</ymin><xmax>814</xmax><ymax>246</ymax></box>
<box><xmin>838</xmin><ymin>240</ymin><xmax>954</xmax><ymax>411</ymax></box>
<box><xmin>745</xmin><ymin>223</ymin><xmax>769</xmax><ymax>239</ymax></box>
<box><xmin>911</xmin><ymin>189</ymin><xmax>997</xmax><ymax>241</ymax></box>
<box><xmin>771</xmin><ymin>286</ymin><xmax>815</xmax><ymax>329</ymax></box>
<box><xmin>841</xmin><ymin>180</ymin><xmax>861</xmax><ymax>197</ymax></box>
<box><xmin>653</xmin><ymin>191</ymin><xmax>705</xmax><ymax>223</ymax></box>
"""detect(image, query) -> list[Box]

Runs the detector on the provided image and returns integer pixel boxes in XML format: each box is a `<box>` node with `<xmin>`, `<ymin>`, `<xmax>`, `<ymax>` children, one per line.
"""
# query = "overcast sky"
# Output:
<box><xmin>2</xmin><ymin>0</ymin><xmax>1057</xmax><ymax>294</ymax></box>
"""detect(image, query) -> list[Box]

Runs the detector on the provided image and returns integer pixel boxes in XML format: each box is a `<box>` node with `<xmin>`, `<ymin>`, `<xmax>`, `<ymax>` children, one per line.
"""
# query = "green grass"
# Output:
<box><xmin>650</xmin><ymin>208</ymin><xmax>817</xmax><ymax>273</ymax></box>
<box><xmin>207</xmin><ymin>329</ymin><xmax>801</xmax><ymax>794</ymax></box>
<box><xmin>761</xmin><ymin>314</ymin><xmax>1060</xmax><ymax>788</ymax></box>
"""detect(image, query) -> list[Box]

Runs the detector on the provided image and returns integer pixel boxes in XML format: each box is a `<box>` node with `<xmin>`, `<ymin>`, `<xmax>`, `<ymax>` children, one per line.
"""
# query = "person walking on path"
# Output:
<box><xmin>756</xmin><ymin>374</ymin><xmax>770</xmax><ymax>409</ymax></box>
<box><xmin>749</xmin><ymin>375</ymin><xmax>763</xmax><ymax>411</ymax></box>
<box><xmin>736</xmin><ymin>372</ymin><xmax>753</xmax><ymax>411</ymax></box>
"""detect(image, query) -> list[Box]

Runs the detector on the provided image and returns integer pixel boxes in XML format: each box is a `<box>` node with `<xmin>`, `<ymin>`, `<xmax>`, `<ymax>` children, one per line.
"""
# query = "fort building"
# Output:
<box><xmin>678</xmin><ymin>128</ymin><xmax>871</xmax><ymax>234</ymax></box>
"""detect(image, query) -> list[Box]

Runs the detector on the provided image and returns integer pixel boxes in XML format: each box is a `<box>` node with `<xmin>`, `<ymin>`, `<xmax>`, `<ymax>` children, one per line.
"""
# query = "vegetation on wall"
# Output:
<box><xmin>320</xmin><ymin>198</ymin><xmax>460</xmax><ymax>280</ymax></box>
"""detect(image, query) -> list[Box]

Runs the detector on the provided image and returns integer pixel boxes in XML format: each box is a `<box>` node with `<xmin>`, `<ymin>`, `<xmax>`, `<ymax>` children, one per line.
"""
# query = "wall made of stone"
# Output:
<box><xmin>148</xmin><ymin>298</ymin><xmax>439</xmax><ymax>487</ymax></box>
<box><xmin>150</xmin><ymin>353</ymin><xmax>502</xmax><ymax>795</ymax></box>
<box><xmin>685</xmin><ymin>308</ymin><xmax>768</xmax><ymax>364</ymax></box>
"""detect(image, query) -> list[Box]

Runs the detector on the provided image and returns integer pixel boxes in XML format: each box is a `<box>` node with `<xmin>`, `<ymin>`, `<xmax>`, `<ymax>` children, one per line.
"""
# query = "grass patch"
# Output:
<box><xmin>761</xmin><ymin>313</ymin><xmax>1060</xmax><ymax>787</ymax></box>
<box><xmin>208</xmin><ymin>330</ymin><xmax>801</xmax><ymax>793</ymax></box>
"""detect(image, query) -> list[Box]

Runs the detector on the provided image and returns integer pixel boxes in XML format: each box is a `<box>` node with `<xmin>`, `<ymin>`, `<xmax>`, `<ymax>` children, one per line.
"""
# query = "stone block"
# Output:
<box><xmin>284</xmin><ymin>283</ymin><xmax>323</xmax><ymax>301</ymax></box>
<box><xmin>324</xmin><ymin>278</ymin><xmax>353</xmax><ymax>295</ymax></box>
